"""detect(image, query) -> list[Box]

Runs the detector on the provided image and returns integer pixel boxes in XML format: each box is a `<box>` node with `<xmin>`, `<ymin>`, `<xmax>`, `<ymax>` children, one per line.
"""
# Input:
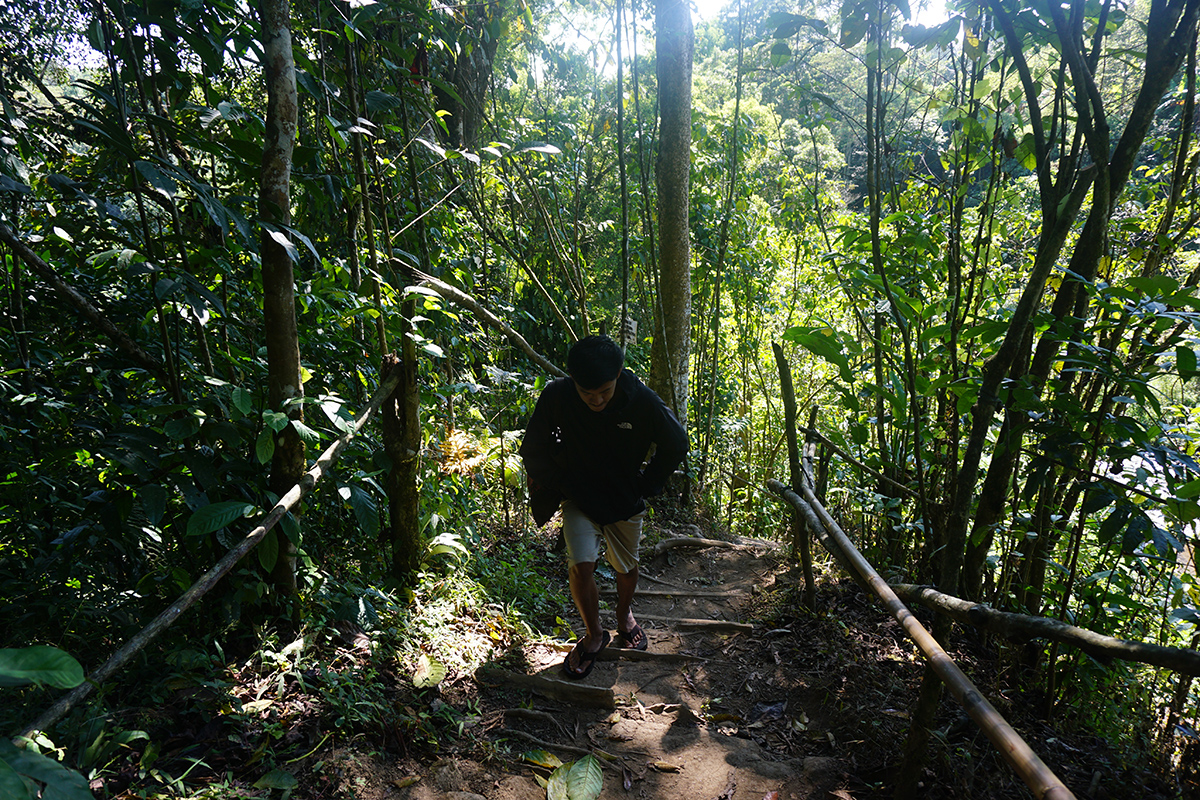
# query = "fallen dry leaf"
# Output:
<box><xmin>392</xmin><ymin>776</ymin><xmax>420</xmax><ymax>789</ymax></box>
<box><xmin>649</xmin><ymin>760</ymin><xmax>683</xmax><ymax>772</ymax></box>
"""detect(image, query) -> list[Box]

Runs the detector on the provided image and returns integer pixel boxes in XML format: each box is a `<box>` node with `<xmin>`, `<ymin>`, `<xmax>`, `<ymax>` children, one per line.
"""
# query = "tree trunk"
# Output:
<box><xmin>382</xmin><ymin>348</ymin><xmax>422</xmax><ymax>581</ymax></box>
<box><xmin>649</xmin><ymin>0</ymin><xmax>692</xmax><ymax>426</ymax></box>
<box><xmin>259</xmin><ymin>0</ymin><xmax>303</xmax><ymax>598</ymax></box>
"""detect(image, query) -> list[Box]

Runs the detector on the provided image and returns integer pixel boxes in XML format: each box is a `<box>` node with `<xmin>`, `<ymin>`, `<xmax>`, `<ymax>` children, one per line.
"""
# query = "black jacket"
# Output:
<box><xmin>519</xmin><ymin>370</ymin><xmax>689</xmax><ymax>526</ymax></box>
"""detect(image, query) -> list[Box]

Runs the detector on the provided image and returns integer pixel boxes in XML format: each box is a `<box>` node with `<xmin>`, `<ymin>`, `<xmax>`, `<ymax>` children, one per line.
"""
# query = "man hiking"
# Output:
<box><xmin>519</xmin><ymin>335</ymin><xmax>689</xmax><ymax>679</ymax></box>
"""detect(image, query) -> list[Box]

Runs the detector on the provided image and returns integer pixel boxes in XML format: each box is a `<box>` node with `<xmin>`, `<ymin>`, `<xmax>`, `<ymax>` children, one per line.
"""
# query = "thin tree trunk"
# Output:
<box><xmin>649</xmin><ymin>0</ymin><xmax>692</xmax><ymax>424</ymax></box>
<box><xmin>259</xmin><ymin>0</ymin><xmax>303</xmax><ymax>598</ymax></box>
<box><xmin>773</xmin><ymin>342</ymin><xmax>815</xmax><ymax>610</ymax></box>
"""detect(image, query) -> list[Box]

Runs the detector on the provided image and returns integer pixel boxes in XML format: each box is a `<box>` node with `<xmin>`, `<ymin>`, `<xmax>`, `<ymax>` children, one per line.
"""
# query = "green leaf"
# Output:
<box><xmin>140</xmin><ymin>484</ymin><xmax>168</xmax><ymax>526</ymax></box>
<box><xmin>0</xmin><ymin>753</ymin><xmax>33</xmax><ymax>800</ymax></box>
<box><xmin>164</xmin><ymin>416</ymin><xmax>200</xmax><ymax>440</ymax></box>
<box><xmin>290</xmin><ymin>419</ymin><xmax>322</xmax><ymax>445</ymax></box>
<box><xmin>1177</xmin><ymin>346</ymin><xmax>1198</xmax><ymax>381</ymax></box>
<box><xmin>256</xmin><ymin>428</ymin><xmax>276</xmax><ymax>464</ymax></box>
<box><xmin>1080</xmin><ymin>487</ymin><xmax>1115</xmax><ymax>517</ymax></box>
<box><xmin>187</xmin><ymin>501</ymin><xmax>256</xmax><ymax>537</ymax></box>
<box><xmin>0</xmin><ymin>740</ymin><xmax>90</xmax><ymax>800</ymax></box>
<box><xmin>546</xmin><ymin>763</ymin><xmax>570</xmax><ymax>800</ymax></box>
<box><xmin>349</xmin><ymin>485</ymin><xmax>379</xmax><ymax>538</ymax></box>
<box><xmin>232</xmin><ymin>387</ymin><xmax>254</xmax><ymax>416</ymax></box>
<box><xmin>254</xmin><ymin>768</ymin><xmax>297</xmax><ymax>791</ymax></box>
<box><xmin>523</xmin><ymin>750</ymin><xmax>564</xmax><ymax>770</ymax></box>
<box><xmin>134</xmin><ymin>160</ymin><xmax>177</xmax><ymax>198</ymax></box>
<box><xmin>769</xmin><ymin>41</ymin><xmax>792</xmax><ymax>67</ymax></box>
<box><xmin>781</xmin><ymin>327</ymin><xmax>852</xmax><ymax>382</ymax></box>
<box><xmin>257</xmin><ymin>529</ymin><xmax>279</xmax><ymax>572</ymax></box>
<box><xmin>0</xmin><ymin>647</ymin><xmax>84</xmax><ymax>689</ymax></box>
<box><xmin>263</xmin><ymin>411</ymin><xmax>290</xmax><ymax>432</ymax></box>
<box><xmin>566</xmin><ymin>754</ymin><xmax>602</xmax><ymax>800</ymax></box>
<box><xmin>412</xmin><ymin>653</ymin><xmax>446</xmax><ymax>688</ymax></box>
<box><xmin>1098</xmin><ymin>506</ymin><xmax>1130</xmax><ymax>546</ymax></box>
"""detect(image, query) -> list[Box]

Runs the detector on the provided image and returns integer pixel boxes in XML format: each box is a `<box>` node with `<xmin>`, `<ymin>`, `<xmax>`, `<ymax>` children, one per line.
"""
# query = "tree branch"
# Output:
<box><xmin>891</xmin><ymin>584</ymin><xmax>1200</xmax><ymax>677</ymax></box>
<box><xmin>0</xmin><ymin>220</ymin><xmax>166</xmax><ymax>378</ymax></box>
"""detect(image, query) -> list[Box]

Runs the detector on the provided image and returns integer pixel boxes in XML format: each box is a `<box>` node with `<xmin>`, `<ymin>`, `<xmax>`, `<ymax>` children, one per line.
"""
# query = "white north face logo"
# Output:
<box><xmin>617</xmin><ymin>422</ymin><xmax>632</xmax><ymax>429</ymax></box>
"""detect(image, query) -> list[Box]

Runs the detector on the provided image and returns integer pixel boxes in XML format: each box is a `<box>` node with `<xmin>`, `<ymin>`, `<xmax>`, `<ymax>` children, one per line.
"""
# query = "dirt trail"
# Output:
<box><xmin>404</xmin><ymin>532</ymin><xmax>851</xmax><ymax>800</ymax></box>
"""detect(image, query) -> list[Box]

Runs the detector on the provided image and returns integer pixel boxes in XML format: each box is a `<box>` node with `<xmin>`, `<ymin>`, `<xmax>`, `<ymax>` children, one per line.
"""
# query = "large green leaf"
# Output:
<box><xmin>0</xmin><ymin>647</ymin><xmax>84</xmax><ymax>689</ymax></box>
<box><xmin>349</xmin><ymin>485</ymin><xmax>379</xmax><ymax>538</ymax></box>
<box><xmin>0</xmin><ymin>753</ymin><xmax>32</xmax><ymax>800</ymax></box>
<box><xmin>187</xmin><ymin>501</ymin><xmax>256</xmax><ymax>537</ymax></box>
<box><xmin>0</xmin><ymin>740</ymin><xmax>91</xmax><ymax>800</ymax></box>
<box><xmin>546</xmin><ymin>763</ymin><xmax>570</xmax><ymax>800</ymax></box>
<box><xmin>781</xmin><ymin>327</ymin><xmax>853</xmax><ymax>382</ymax></box>
<box><xmin>256</xmin><ymin>428</ymin><xmax>276</xmax><ymax>464</ymax></box>
<box><xmin>412</xmin><ymin>654</ymin><xmax>445</xmax><ymax>689</ymax></box>
<box><xmin>566</xmin><ymin>755</ymin><xmax>603</xmax><ymax>800</ymax></box>
<box><xmin>257</xmin><ymin>529</ymin><xmax>279</xmax><ymax>572</ymax></box>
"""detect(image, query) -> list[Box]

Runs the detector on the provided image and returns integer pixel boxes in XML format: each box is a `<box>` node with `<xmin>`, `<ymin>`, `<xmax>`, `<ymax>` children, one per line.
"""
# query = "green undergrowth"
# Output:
<box><xmin>3</xmin><ymin>518</ymin><xmax>586</xmax><ymax>799</ymax></box>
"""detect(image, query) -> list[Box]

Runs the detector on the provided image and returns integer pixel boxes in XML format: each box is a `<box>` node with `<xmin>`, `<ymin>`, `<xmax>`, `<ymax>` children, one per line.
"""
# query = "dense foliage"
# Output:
<box><xmin>1</xmin><ymin>0</ymin><xmax>1198</xmax><ymax>794</ymax></box>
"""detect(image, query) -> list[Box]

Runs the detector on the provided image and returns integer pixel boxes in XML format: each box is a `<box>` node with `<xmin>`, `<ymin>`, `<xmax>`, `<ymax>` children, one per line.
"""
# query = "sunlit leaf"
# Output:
<box><xmin>769</xmin><ymin>42</ymin><xmax>791</xmax><ymax>67</ymax></box>
<box><xmin>566</xmin><ymin>754</ymin><xmax>603</xmax><ymax>799</ymax></box>
<box><xmin>546</xmin><ymin>763</ymin><xmax>570</xmax><ymax>800</ymax></box>
<box><xmin>513</xmin><ymin>141</ymin><xmax>562</xmax><ymax>156</ymax></box>
<box><xmin>781</xmin><ymin>327</ymin><xmax>852</xmax><ymax>382</ymax></box>
<box><xmin>413</xmin><ymin>653</ymin><xmax>446</xmax><ymax>688</ymax></box>
<box><xmin>523</xmin><ymin>750</ymin><xmax>564</xmax><ymax>770</ymax></box>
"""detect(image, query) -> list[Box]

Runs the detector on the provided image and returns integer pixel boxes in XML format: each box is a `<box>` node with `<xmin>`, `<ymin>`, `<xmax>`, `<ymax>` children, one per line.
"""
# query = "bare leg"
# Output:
<box><xmin>566</xmin><ymin>561</ymin><xmax>607</xmax><ymax>673</ymax></box>
<box><xmin>615</xmin><ymin>565</ymin><xmax>645</xmax><ymax>648</ymax></box>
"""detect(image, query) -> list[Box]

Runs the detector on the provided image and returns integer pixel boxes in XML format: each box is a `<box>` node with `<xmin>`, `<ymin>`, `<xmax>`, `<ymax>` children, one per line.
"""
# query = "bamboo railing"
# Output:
<box><xmin>766</xmin><ymin>477</ymin><xmax>1078</xmax><ymax>800</ymax></box>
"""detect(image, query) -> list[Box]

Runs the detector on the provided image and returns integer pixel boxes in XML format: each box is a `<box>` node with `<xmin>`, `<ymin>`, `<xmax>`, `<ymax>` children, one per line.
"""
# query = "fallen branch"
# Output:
<box><xmin>477</xmin><ymin>665</ymin><xmax>616</xmax><ymax>708</ymax></box>
<box><xmin>16</xmin><ymin>365</ymin><xmax>404</xmax><ymax>741</ymax></box>
<box><xmin>891</xmin><ymin>583</ymin><xmax>1200</xmax><ymax>677</ymax></box>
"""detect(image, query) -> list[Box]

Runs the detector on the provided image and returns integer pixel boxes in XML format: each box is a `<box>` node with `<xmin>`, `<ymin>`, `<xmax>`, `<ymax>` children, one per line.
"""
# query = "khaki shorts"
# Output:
<box><xmin>561</xmin><ymin>500</ymin><xmax>644</xmax><ymax>574</ymax></box>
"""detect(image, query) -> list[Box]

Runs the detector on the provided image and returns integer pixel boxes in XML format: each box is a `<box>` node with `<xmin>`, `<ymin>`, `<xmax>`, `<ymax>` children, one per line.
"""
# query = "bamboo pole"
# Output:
<box><xmin>766</xmin><ymin>478</ymin><xmax>1077</xmax><ymax>800</ymax></box>
<box><xmin>15</xmin><ymin>365</ymin><xmax>404</xmax><ymax>741</ymax></box>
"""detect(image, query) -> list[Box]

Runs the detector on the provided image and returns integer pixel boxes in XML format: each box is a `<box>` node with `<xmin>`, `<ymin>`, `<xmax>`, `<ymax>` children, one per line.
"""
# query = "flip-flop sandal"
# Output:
<box><xmin>617</xmin><ymin>623</ymin><xmax>648</xmax><ymax>651</ymax></box>
<box><xmin>562</xmin><ymin>631</ymin><xmax>611</xmax><ymax>680</ymax></box>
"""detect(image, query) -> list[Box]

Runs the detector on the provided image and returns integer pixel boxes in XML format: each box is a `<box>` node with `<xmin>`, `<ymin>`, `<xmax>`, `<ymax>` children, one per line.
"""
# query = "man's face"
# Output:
<box><xmin>574</xmin><ymin>378</ymin><xmax>617</xmax><ymax>412</ymax></box>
